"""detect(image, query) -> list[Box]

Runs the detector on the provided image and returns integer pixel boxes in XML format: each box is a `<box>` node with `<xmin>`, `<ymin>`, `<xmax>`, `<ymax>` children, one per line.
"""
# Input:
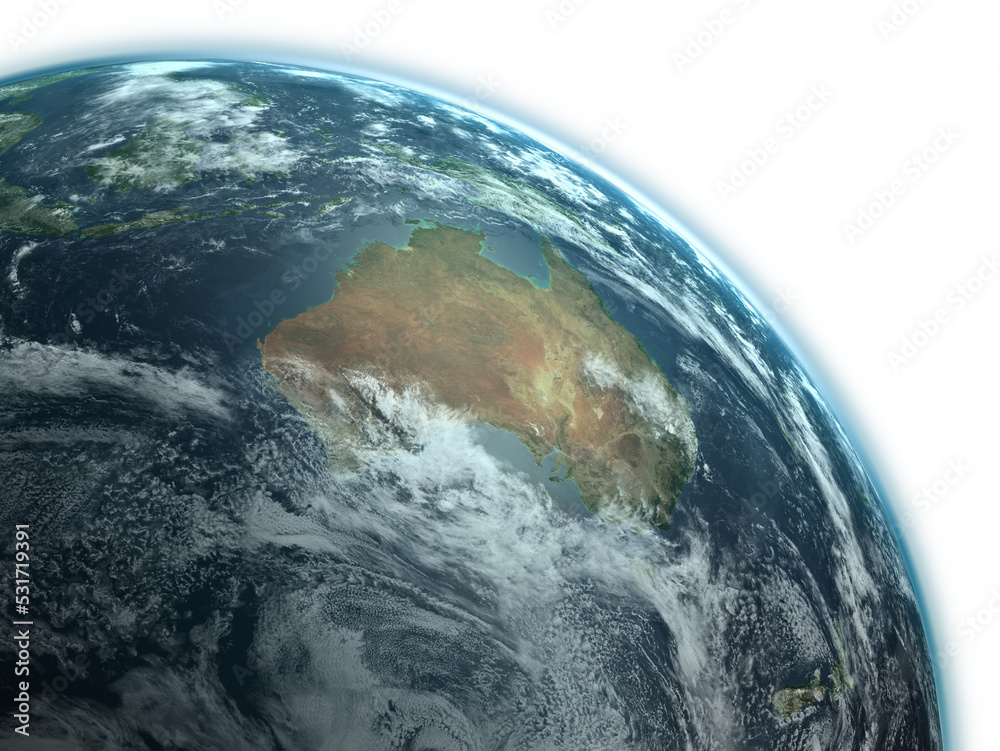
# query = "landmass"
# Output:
<box><xmin>828</xmin><ymin>622</ymin><xmax>857</xmax><ymax>700</ymax></box>
<box><xmin>371</xmin><ymin>143</ymin><xmax>587</xmax><ymax>233</ymax></box>
<box><xmin>317</xmin><ymin>196</ymin><xmax>354</xmax><ymax>216</ymax></box>
<box><xmin>85</xmin><ymin>117</ymin><xmax>200</xmax><ymax>192</ymax></box>
<box><xmin>0</xmin><ymin>95</ymin><xmax>341</xmax><ymax>238</ymax></box>
<box><xmin>772</xmin><ymin>669</ymin><xmax>826</xmax><ymax>719</ymax></box>
<box><xmin>0</xmin><ymin>178</ymin><xmax>77</xmax><ymax>236</ymax></box>
<box><xmin>0</xmin><ymin>113</ymin><xmax>42</xmax><ymax>154</ymax></box>
<box><xmin>772</xmin><ymin>622</ymin><xmax>856</xmax><ymax>719</ymax></box>
<box><xmin>0</xmin><ymin>178</ymin><xmax>347</xmax><ymax>238</ymax></box>
<box><xmin>0</xmin><ymin>113</ymin><xmax>78</xmax><ymax>234</ymax></box>
<box><xmin>77</xmin><ymin>199</ymin><xmax>341</xmax><ymax>239</ymax></box>
<box><xmin>259</xmin><ymin>222</ymin><xmax>698</xmax><ymax>529</ymax></box>
<box><xmin>0</xmin><ymin>69</ymin><xmax>98</xmax><ymax>104</ymax></box>
<box><xmin>240</xmin><ymin>93</ymin><xmax>273</xmax><ymax>107</ymax></box>
<box><xmin>80</xmin><ymin>209</ymin><xmax>201</xmax><ymax>239</ymax></box>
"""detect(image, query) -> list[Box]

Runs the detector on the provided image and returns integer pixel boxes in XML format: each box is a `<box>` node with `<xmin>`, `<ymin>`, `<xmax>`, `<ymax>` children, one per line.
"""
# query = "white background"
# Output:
<box><xmin>2</xmin><ymin>0</ymin><xmax>996</xmax><ymax>747</ymax></box>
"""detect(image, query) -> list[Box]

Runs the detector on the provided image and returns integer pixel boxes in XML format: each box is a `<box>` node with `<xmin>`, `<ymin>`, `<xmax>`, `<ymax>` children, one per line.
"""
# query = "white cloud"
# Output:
<box><xmin>1</xmin><ymin>341</ymin><xmax>230</xmax><ymax>421</ymax></box>
<box><xmin>121</xmin><ymin>61</ymin><xmax>218</xmax><ymax>76</ymax></box>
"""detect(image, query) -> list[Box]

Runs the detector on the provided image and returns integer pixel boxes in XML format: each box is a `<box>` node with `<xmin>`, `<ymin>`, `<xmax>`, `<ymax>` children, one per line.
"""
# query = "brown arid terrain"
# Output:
<box><xmin>259</xmin><ymin>222</ymin><xmax>697</xmax><ymax>529</ymax></box>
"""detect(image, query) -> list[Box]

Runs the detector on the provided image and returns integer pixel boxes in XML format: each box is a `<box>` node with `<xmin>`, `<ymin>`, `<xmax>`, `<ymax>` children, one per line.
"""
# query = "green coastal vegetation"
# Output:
<box><xmin>0</xmin><ymin>69</ymin><xmax>99</xmax><ymax>104</ymax></box>
<box><xmin>85</xmin><ymin>117</ymin><xmax>200</xmax><ymax>192</ymax></box>
<box><xmin>0</xmin><ymin>113</ymin><xmax>42</xmax><ymax>153</ymax></box>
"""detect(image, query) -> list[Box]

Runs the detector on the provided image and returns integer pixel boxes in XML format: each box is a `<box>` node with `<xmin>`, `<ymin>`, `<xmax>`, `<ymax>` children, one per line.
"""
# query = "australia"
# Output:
<box><xmin>259</xmin><ymin>222</ymin><xmax>697</xmax><ymax>529</ymax></box>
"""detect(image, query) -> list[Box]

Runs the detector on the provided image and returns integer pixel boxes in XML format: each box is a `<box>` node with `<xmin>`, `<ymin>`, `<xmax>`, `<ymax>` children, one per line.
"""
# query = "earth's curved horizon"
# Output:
<box><xmin>0</xmin><ymin>59</ymin><xmax>941</xmax><ymax>750</ymax></box>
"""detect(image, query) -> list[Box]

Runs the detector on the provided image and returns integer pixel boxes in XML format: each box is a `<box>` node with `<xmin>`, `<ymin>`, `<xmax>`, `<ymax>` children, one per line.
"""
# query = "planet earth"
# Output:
<box><xmin>0</xmin><ymin>60</ymin><xmax>941</xmax><ymax>750</ymax></box>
